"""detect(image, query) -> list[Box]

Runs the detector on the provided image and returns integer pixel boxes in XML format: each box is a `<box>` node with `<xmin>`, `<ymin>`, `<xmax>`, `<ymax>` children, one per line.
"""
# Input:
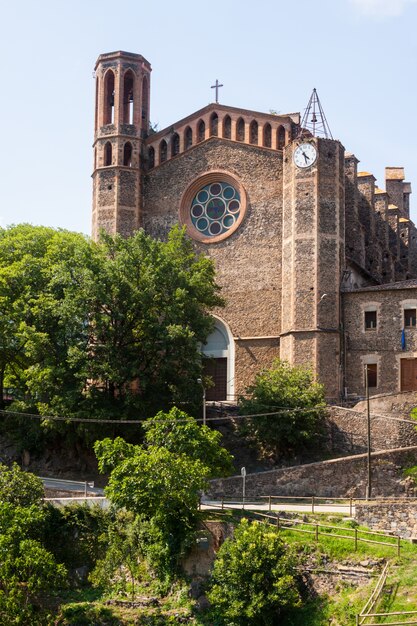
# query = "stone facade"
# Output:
<box><xmin>91</xmin><ymin>50</ymin><xmax>417</xmax><ymax>401</ymax></box>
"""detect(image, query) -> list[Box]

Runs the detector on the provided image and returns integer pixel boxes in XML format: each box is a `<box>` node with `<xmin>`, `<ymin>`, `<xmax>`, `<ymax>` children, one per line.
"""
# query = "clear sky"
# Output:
<box><xmin>1</xmin><ymin>0</ymin><xmax>417</xmax><ymax>235</ymax></box>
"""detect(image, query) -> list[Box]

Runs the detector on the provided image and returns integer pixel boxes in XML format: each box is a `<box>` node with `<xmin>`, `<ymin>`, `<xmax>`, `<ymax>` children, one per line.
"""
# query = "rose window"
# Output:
<box><xmin>190</xmin><ymin>182</ymin><xmax>241</xmax><ymax>237</ymax></box>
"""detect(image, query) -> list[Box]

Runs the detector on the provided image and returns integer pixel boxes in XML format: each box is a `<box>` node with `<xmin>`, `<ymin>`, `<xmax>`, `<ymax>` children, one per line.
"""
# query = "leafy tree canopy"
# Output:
<box><xmin>0</xmin><ymin>224</ymin><xmax>222</xmax><ymax>430</ymax></box>
<box><xmin>239</xmin><ymin>359</ymin><xmax>325</xmax><ymax>456</ymax></box>
<box><xmin>0</xmin><ymin>462</ymin><xmax>44</xmax><ymax>507</ymax></box>
<box><xmin>208</xmin><ymin>519</ymin><xmax>301</xmax><ymax>626</ymax></box>
<box><xmin>142</xmin><ymin>407</ymin><xmax>234</xmax><ymax>478</ymax></box>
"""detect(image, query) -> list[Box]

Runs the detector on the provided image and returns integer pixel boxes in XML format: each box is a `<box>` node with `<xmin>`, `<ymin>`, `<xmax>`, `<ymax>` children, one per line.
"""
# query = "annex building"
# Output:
<box><xmin>91</xmin><ymin>50</ymin><xmax>417</xmax><ymax>401</ymax></box>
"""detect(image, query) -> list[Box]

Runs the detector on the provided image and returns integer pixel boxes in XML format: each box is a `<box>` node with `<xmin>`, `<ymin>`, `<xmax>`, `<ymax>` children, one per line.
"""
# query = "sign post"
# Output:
<box><xmin>241</xmin><ymin>467</ymin><xmax>246</xmax><ymax>509</ymax></box>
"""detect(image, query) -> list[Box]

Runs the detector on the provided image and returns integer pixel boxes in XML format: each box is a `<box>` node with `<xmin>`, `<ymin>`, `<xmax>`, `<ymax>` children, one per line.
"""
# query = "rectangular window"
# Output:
<box><xmin>404</xmin><ymin>309</ymin><xmax>416</xmax><ymax>327</ymax></box>
<box><xmin>365</xmin><ymin>363</ymin><xmax>377</xmax><ymax>388</ymax></box>
<box><xmin>364</xmin><ymin>310</ymin><xmax>377</xmax><ymax>330</ymax></box>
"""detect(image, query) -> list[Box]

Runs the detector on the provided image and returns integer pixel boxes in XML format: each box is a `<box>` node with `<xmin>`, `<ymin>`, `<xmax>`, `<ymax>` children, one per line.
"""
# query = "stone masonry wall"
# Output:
<box><xmin>207</xmin><ymin>447</ymin><xmax>417</xmax><ymax>500</ymax></box>
<box><xmin>355</xmin><ymin>502</ymin><xmax>417</xmax><ymax>539</ymax></box>
<box><xmin>326</xmin><ymin>404</ymin><xmax>417</xmax><ymax>455</ymax></box>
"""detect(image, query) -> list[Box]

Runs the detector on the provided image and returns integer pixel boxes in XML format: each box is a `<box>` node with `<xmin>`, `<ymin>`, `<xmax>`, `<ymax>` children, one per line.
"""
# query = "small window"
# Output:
<box><xmin>364</xmin><ymin>310</ymin><xmax>377</xmax><ymax>330</ymax></box>
<box><xmin>197</xmin><ymin>120</ymin><xmax>205</xmax><ymax>143</ymax></box>
<box><xmin>404</xmin><ymin>308</ymin><xmax>416</xmax><ymax>327</ymax></box>
<box><xmin>210</xmin><ymin>112</ymin><xmax>218</xmax><ymax>137</ymax></box>
<box><xmin>171</xmin><ymin>133</ymin><xmax>180</xmax><ymax>157</ymax></box>
<box><xmin>104</xmin><ymin>142</ymin><xmax>112</xmax><ymax>166</ymax></box>
<box><xmin>123</xmin><ymin>142</ymin><xmax>132</xmax><ymax>167</ymax></box>
<box><xmin>148</xmin><ymin>146</ymin><xmax>155</xmax><ymax>169</ymax></box>
<box><xmin>223</xmin><ymin>115</ymin><xmax>231</xmax><ymax>139</ymax></box>
<box><xmin>159</xmin><ymin>139</ymin><xmax>167</xmax><ymax>163</ymax></box>
<box><xmin>236</xmin><ymin>118</ymin><xmax>245</xmax><ymax>141</ymax></box>
<box><xmin>185</xmin><ymin>126</ymin><xmax>192</xmax><ymax>149</ymax></box>
<box><xmin>277</xmin><ymin>125</ymin><xmax>286</xmax><ymax>149</ymax></box>
<box><xmin>365</xmin><ymin>363</ymin><xmax>377</xmax><ymax>388</ymax></box>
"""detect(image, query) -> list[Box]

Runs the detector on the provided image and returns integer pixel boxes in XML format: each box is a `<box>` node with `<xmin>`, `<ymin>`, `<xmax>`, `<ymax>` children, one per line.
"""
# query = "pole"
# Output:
<box><xmin>202</xmin><ymin>384</ymin><xmax>206</xmax><ymax>427</ymax></box>
<box><xmin>241</xmin><ymin>467</ymin><xmax>246</xmax><ymax>509</ymax></box>
<box><xmin>197</xmin><ymin>378</ymin><xmax>206</xmax><ymax>426</ymax></box>
<box><xmin>365</xmin><ymin>364</ymin><xmax>372</xmax><ymax>500</ymax></box>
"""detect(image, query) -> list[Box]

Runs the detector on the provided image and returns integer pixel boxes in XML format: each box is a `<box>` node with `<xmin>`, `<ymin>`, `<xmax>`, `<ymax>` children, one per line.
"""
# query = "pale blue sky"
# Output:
<box><xmin>1</xmin><ymin>0</ymin><xmax>416</xmax><ymax>234</ymax></box>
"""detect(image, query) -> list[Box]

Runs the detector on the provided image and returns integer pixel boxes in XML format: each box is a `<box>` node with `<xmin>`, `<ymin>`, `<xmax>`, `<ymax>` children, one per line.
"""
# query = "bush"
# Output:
<box><xmin>239</xmin><ymin>359</ymin><xmax>325</xmax><ymax>457</ymax></box>
<box><xmin>208</xmin><ymin>519</ymin><xmax>301</xmax><ymax>625</ymax></box>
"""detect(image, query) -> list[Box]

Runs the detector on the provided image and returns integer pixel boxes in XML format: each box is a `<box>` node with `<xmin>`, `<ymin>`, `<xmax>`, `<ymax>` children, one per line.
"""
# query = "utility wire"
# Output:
<box><xmin>0</xmin><ymin>407</ymin><xmax>324</xmax><ymax>425</ymax></box>
<box><xmin>1</xmin><ymin>407</ymin><xmax>416</xmax><ymax>426</ymax></box>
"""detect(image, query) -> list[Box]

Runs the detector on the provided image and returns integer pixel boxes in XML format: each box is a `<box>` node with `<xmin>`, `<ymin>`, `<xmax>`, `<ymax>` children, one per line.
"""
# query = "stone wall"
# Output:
<box><xmin>207</xmin><ymin>447</ymin><xmax>417</xmax><ymax>500</ymax></box>
<box><xmin>326</xmin><ymin>404</ymin><xmax>417</xmax><ymax>455</ymax></box>
<box><xmin>355</xmin><ymin>501</ymin><xmax>417</xmax><ymax>539</ymax></box>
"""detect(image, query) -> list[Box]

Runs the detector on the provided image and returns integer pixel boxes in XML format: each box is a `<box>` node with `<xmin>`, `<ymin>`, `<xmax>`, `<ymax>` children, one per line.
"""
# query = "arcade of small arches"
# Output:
<box><xmin>95</xmin><ymin>140</ymin><xmax>134</xmax><ymax>169</ymax></box>
<box><xmin>146</xmin><ymin>111</ymin><xmax>292</xmax><ymax>170</ymax></box>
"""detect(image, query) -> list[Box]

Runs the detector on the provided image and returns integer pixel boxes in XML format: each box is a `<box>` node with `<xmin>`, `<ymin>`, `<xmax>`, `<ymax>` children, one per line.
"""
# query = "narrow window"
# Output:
<box><xmin>223</xmin><ymin>115</ymin><xmax>231</xmax><ymax>139</ymax></box>
<box><xmin>142</xmin><ymin>76</ymin><xmax>149</xmax><ymax>124</ymax></box>
<box><xmin>123</xmin><ymin>70</ymin><xmax>135</xmax><ymax>125</ymax></box>
<box><xmin>365</xmin><ymin>363</ymin><xmax>377</xmax><ymax>388</ymax></box>
<box><xmin>148</xmin><ymin>146</ymin><xmax>155</xmax><ymax>169</ymax></box>
<box><xmin>185</xmin><ymin>126</ymin><xmax>192</xmax><ymax>149</ymax></box>
<box><xmin>104</xmin><ymin>142</ymin><xmax>112</xmax><ymax>166</ymax></box>
<box><xmin>364</xmin><ymin>310</ymin><xmax>377</xmax><ymax>330</ymax></box>
<box><xmin>277</xmin><ymin>125</ymin><xmax>286</xmax><ymax>149</ymax></box>
<box><xmin>123</xmin><ymin>142</ymin><xmax>133</xmax><ymax>167</ymax></box>
<box><xmin>197</xmin><ymin>120</ymin><xmax>205</xmax><ymax>143</ymax></box>
<box><xmin>249</xmin><ymin>120</ymin><xmax>258</xmax><ymax>145</ymax></box>
<box><xmin>159</xmin><ymin>139</ymin><xmax>167</xmax><ymax>163</ymax></box>
<box><xmin>171</xmin><ymin>133</ymin><xmax>180</xmax><ymax>157</ymax></box>
<box><xmin>404</xmin><ymin>308</ymin><xmax>417</xmax><ymax>327</ymax></box>
<box><xmin>236</xmin><ymin>118</ymin><xmax>245</xmax><ymax>141</ymax></box>
<box><xmin>103</xmin><ymin>70</ymin><xmax>115</xmax><ymax>125</ymax></box>
<box><xmin>263</xmin><ymin>123</ymin><xmax>271</xmax><ymax>147</ymax></box>
<box><xmin>210</xmin><ymin>112</ymin><xmax>218</xmax><ymax>136</ymax></box>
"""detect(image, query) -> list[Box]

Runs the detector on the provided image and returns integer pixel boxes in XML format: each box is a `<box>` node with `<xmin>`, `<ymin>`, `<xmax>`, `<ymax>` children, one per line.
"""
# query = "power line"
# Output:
<box><xmin>0</xmin><ymin>407</ymin><xmax>415</xmax><ymax>426</ymax></box>
<box><xmin>0</xmin><ymin>407</ymin><xmax>323</xmax><ymax>425</ymax></box>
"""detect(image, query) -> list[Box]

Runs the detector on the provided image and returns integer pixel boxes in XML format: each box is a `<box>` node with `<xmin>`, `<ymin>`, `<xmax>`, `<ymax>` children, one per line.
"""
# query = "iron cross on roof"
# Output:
<box><xmin>211</xmin><ymin>79</ymin><xmax>223</xmax><ymax>104</ymax></box>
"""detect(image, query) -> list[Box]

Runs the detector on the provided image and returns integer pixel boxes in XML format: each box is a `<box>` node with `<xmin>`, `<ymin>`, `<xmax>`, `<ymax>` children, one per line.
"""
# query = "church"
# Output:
<box><xmin>91</xmin><ymin>50</ymin><xmax>417</xmax><ymax>401</ymax></box>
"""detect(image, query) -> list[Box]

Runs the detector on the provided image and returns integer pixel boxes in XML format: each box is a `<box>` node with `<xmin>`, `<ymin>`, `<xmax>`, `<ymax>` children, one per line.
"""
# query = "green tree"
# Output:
<box><xmin>83</xmin><ymin>227</ymin><xmax>223</xmax><ymax>418</ymax></box>
<box><xmin>98</xmin><ymin>443</ymin><xmax>208</xmax><ymax>530</ymax></box>
<box><xmin>0</xmin><ymin>502</ymin><xmax>67</xmax><ymax>625</ymax></box>
<box><xmin>0</xmin><ymin>462</ymin><xmax>44</xmax><ymax>507</ymax></box>
<box><xmin>208</xmin><ymin>519</ymin><xmax>301</xmax><ymax>625</ymax></box>
<box><xmin>142</xmin><ymin>407</ymin><xmax>234</xmax><ymax>478</ymax></box>
<box><xmin>94</xmin><ymin>411</ymin><xmax>232</xmax><ymax>575</ymax></box>
<box><xmin>239</xmin><ymin>359</ymin><xmax>325</xmax><ymax>456</ymax></box>
<box><xmin>0</xmin><ymin>535</ymin><xmax>66</xmax><ymax>625</ymax></box>
<box><xmin>0</xmin><ymin>224</ymin><xmax>222</xmax><ymax>428</ymax></box>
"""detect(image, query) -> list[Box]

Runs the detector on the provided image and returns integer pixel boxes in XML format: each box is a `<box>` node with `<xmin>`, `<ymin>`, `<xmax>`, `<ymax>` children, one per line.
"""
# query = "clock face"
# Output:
<box><xmin>293</xmin><ymin>142</ymin><xmax>317</xmax><ymax>168</ymax></box>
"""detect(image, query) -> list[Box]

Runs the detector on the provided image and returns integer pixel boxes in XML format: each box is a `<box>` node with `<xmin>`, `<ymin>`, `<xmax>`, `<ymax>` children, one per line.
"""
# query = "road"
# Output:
<box><xmin>40</xmin><ymin>476</ymin><xmax>104</xmax><ymax>496</ymax></box>
<box><xmin>39</xmin><ymin>477</ymin><xmax>354</xmax><ymax>515</ymax></box>
<box><xmin>201</xmin><ymin>500</ymin><xmax>355</xmax><ymax>516</ymax></box>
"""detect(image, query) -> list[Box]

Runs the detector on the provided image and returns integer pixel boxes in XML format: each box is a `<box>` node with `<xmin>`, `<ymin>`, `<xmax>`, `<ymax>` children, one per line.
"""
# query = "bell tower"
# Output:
<box><xmin>92</xmin><ymin>51</ymin><xmax>151</xmax><ymax>240</ymax></box>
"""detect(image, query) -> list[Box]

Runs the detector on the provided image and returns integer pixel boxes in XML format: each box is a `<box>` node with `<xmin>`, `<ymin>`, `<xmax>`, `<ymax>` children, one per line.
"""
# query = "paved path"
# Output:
<box><xmin>201</xmin><ymin>501</ymin><xmax>355</xmax><ymax>516</ymax></box>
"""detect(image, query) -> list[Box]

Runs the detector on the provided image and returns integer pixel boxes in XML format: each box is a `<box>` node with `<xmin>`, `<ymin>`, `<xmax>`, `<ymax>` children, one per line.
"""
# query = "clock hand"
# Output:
<box><xmin>302</xmin><ymin>151</ymin><xmax>308</xmax><ymax>163</ymax></box>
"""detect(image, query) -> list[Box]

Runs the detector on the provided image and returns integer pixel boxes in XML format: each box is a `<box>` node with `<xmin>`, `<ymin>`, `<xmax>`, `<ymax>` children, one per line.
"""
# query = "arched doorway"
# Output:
<box><xmin>202</xmin><ymin>317</ymin><xmax>234</xmax><ymax>401</ymax></box>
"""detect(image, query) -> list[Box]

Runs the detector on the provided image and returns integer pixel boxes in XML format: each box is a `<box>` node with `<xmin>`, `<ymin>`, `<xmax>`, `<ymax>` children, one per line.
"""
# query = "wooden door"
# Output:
<box><xmin>401</xmin><ymin>358</ymin><xmax>417</xmax><ymax>391</ymax></box>
<box><xmin>203</xmin><ymin>357</ymin><xmax>227</xmax><ymax>401</ymax></box>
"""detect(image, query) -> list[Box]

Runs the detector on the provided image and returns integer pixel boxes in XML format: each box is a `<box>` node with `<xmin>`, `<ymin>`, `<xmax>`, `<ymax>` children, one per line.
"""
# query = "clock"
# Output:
<box><xmin>293</xmin><ymin>142</ymin><xmax>317</xmax><ymax>169</ymax></box>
